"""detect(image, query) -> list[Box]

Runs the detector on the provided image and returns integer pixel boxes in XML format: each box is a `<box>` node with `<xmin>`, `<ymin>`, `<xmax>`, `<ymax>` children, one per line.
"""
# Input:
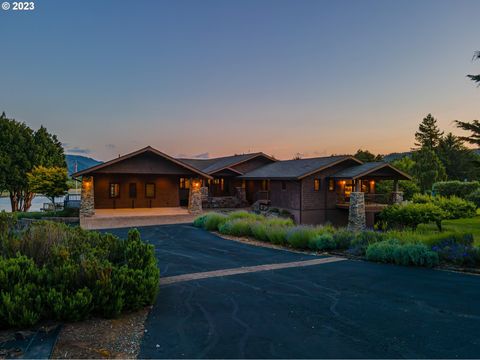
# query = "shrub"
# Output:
<box><xmin>412</xmin><ymin>194</ymin><xmax>476</xmax><ymax>219</ymax></box>
<box><xmin>264</xmin><ymin>217</ymin><xmax>294</xmax><ymax>227</ymax></box>
<box><xmin>348</xmin><ymin>231</ymin><xmax>386</xmax><ymax>256</ymax></box>
<box><xmin>432</xmin><ymin>181</ymin><xmax>480</xmax><ymax>199</ymax></box>
<box><xmin>466</xmin><ymin>189</ymin><xmax>480</xmax><ymax>208</ymax></box>
<box><xmin>433</xmin><ymin>196</ymin><xmax>476</xmax><ymax>219</ymax></box>
<box><xmin>379</xmin><ymin>203</ymin><xmax>445</xmax><ymax>230</ymax></box>
<box><xmin>250</xmin><ymin>222</ymin><xmax>269</xmax><ymax>242</ymax></box>
<box><xmin>193</xmin><ymin>214</ymin><xmax>208</xmax><ymax>228</ymax></box>
<box><xmin>0</xmin><ymin>211</ymin><xmax>17</xmax><ymax>236</ymax></box>
<box><xmin>218</xmin><ymin>219</ymin><xmax>253</xmax><ymax>237</ymax></box>
<box><xmin>203</xmin><ymin>213</ymin><xmax>228</xmax><ymax>231</ymax></box>
<box><xmin>227</xmin><ymin>211</ymin><xmax>263</xmax><ymax>222</ymax></box>
<box><xmin>286</xmin><ymin>226</ymin><xmax>321</xmax><ymax>249</ymax></box>
<box><xmin>0</xmin><ymin>222</ymin><xmax>159</xmax><ymax>328</ymax></box>
<box><xmin>332</xmin><ymin>229</ymin><xmax>356</xmax><ymax>250</ymax></box>
<box><xmin>366</xmin><ymin>239</ymin><xmax>439</xmax><ymax>267</ymax></box>
<box><xmin>265</xmin><ymin>226</ymin><xmax>288</xmax><ymax>245</ymax></box>
<box><xmin>309</xmin><ymin>233</ymin><xmax>336</xmax><ymax>251</ymax></box>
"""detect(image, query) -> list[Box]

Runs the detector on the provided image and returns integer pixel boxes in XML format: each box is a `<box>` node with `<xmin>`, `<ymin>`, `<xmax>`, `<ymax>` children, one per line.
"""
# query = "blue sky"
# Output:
<box><xmin>1</xmin><ymin>0</ymin><xmax>479</xmax><ymax>160</ymax></box>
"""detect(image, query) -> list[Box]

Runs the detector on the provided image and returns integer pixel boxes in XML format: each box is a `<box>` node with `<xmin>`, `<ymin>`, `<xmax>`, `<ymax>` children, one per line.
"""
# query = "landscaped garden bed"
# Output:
<box><xmin>0</xmin><ymin>212</ymin><xmax>160</xmax><ymax>329</ymax></box>
<box><xmin>194</xmin><ymin>207</ymin><xmax>480</xmax><ymax>270</ymax></box>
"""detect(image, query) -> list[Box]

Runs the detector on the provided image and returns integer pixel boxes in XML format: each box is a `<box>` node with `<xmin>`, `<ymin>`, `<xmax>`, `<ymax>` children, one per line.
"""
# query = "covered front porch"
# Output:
<box><xmin>331</xmin><ymin>162</ymin><xmax>412</xmax><ymax>230</ymax></box>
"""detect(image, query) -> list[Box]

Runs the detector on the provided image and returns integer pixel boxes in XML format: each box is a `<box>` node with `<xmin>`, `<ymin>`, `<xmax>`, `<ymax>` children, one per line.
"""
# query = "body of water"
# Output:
<box><xmin>0</xmin><ymin>196</ymin><xmax>66</xmax><ymax>212</ymax></box>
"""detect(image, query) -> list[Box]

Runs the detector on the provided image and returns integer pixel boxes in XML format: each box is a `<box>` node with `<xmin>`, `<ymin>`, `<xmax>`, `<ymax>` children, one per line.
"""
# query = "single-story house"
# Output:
<box><xmin>72</xmin><ymin>146</ymin><xmax>411</xmax><ymax>228</ymax></box>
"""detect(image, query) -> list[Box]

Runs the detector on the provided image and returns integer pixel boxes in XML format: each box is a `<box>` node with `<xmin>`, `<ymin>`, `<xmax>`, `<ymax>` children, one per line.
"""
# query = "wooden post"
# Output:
<box><xmin>355</xmin><ymin>179</ymin><xmax>361</xmax><ymax>192</ymax></box>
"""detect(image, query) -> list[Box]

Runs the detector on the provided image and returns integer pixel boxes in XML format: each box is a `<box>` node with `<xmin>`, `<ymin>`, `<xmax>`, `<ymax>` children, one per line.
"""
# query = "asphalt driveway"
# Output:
<box><xmin>105</xmin><ymin>224</ymin><xmax>480</xmax><ymax>359</ymax></box>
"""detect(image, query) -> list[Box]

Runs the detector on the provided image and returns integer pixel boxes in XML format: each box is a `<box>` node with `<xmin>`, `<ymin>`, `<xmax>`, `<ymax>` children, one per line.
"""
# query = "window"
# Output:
<box><xmin>281</xmin><ymin>181</ymin><xmax>287</xmax><ymax>191</ymax></box>
<box><xmin>109</xmin><ymin>183</ymin><xmax>120</xmax><ymax>198</ymax></box>
<box><xmin>314</xmin><ymin>179</ymin><xmax>320</xmax><ymax>192</ymax></box>
<box><xmin>145</xmin><ymin>183</ymin><xmax>155</xmax><ymax>198</ymax></box>
<box><xmin>328</xmin><ymin>179</ymin><xmax>335</xmax><ymax>191</ymax></box>
<box><xmin>261</xmin><ymin>180</ymin><xmax>269</xmax><ymax>191</ymax></box>
<box><xmin>129</xmin><ymin>183</ymin><xmax>137</xmax><ymax>198</ymax></box>
<box><xmin>179</xmin><ymin>178</ymin><xmax>190</xmax><ymax>189</ymax></box>
<box><xmin>241</xmin><ymin>180</ymin><xmax>246</xmax><ymax>189</ymax></box>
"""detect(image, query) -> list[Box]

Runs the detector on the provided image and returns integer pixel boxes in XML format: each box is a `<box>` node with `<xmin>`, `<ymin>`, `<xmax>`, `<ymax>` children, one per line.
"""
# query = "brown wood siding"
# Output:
<box><xmin>93</xmin><ymin>173</ymin><xmax>180</xmax><ymax>209</ymax></box>
<box><xmin>269</xmin><ymin>180</ymin><xmax>301</xmax><ymax>210</ymax></box>
<box><xmin>94</xmin><ymin>152</ymin><xmax>200</xmax><ymax>175</ymax></box>
<box><xmin>299</xmin><ymin>159</ymin><xmax>362</xmax><ymax>225</ymax></box>
<box><xmin>231</xmin><ymin>156</ymin><xmax>275</xmax><ymax>174</ymax></box>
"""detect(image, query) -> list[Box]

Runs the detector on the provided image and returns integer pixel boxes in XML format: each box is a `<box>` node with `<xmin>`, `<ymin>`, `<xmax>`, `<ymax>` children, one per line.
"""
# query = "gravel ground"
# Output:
<box><xmin>52</xmin><ymin>308</ymin><xmax>150</xmax><ymax>359</ymax></box>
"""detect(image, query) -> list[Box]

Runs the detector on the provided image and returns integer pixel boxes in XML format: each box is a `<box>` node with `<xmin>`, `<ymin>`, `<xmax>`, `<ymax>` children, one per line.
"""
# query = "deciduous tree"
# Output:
<box><xmin>27</xmin><ymin>166</ymin><xmax>69</xmax><ymax>210</ymax></box>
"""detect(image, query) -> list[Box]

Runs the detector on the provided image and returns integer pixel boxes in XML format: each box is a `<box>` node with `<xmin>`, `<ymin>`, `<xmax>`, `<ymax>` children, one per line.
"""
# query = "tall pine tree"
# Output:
<box><xmin>414</xmin><ymin>113</ymin><xmax>443</xmax><ymax>150</ymax></box>
<box><xmin>467</xmin><ymin>51</ymin><xmax>480</xmax><ymax>86</ymax></box>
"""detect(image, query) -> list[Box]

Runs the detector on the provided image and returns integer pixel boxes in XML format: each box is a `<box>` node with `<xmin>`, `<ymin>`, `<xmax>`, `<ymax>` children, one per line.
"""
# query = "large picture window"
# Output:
<box><xmin>145</xmin><ymin>183</ymin><xmax>155</xmax><ymax>198</ymax></box>
<box><xmin>109</xmin><ymin>183</ymin><xmax>120</xmax><ymax>198</ymax></box>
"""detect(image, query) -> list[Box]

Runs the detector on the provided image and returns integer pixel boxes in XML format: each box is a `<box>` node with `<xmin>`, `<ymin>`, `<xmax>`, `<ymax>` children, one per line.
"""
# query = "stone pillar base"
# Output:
<box><xmin>348</xmin><ymin>192</ymin><xmax>366</xmax><ymax>232</ymax></box>
<box><xmin>391</xmin><ymin>191</ymin><xmax>404</xmax><ymax>204</ymax></box>
<box><xmin>80</xmin><ymin>176</ymin><xmax>95</xmax><ymax>217</ymax></box>
<box><xmin>188</xmin><ymin>186</ymin><xmax>203</xmax><ymax>214</ymax></box>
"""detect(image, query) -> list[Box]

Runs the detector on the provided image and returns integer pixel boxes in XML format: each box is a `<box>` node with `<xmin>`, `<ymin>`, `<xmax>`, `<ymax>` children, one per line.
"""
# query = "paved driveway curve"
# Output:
<box><xmin>105</xmin><ymin>224</ymin><xmax>480</xmax><ymax>359</ymax></box>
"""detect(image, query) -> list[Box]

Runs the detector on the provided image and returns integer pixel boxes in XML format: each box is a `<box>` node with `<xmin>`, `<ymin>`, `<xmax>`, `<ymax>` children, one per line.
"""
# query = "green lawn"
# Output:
<box><xmin>418</xmin><ymin>209</ymin><xmax>480</xmax><ymax>246</ymax></box>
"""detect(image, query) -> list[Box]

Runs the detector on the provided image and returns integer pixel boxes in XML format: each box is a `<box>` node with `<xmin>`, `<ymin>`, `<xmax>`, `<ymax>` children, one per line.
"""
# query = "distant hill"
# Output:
<box><xmin>382</xmin><ymin>149</ymin><xmax>480</xmax><ymax>162</ymax></box>
<box><xmin>66</xmin><ymin>154</ymin><xmax>102</xmax><ymax>175</ymax></box>
<box><xmin>382</xmin><ymin>151</ymin><xmax>413</xmax><ymax>163</ymax></box>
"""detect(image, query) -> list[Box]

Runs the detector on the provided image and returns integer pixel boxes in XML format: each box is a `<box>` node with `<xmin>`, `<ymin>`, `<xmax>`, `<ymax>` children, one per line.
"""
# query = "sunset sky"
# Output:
<box><xmin>1</xmin><ymin>0</ymin><xmax>479</xmax><ymax>161</ymax></box>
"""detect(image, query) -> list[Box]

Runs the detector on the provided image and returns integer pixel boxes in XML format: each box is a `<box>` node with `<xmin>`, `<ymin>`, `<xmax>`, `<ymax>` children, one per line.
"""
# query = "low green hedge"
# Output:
<box><xmin>0</xmin><ymin>218</ymin><xmax>159</xmax><ymax>328</ymax></box>
<box><xmin>412</xmin><ymin>194</ymin><xmax>477</xmax><ymax>219</ymax></box>
<box><xmin>379</xmin><ymin>203</ymin><xmax>446</xmax><ymax>230</ymax></box>
<box><xmin>15</xmin><ymin>207</ymin><xmax>80</xmax><ymax>219</ymax></box>
<box><xmin>432</xmin><ymin>181</ymin><xmax>480</xmax><ymax>199</ymax></box>
<box><xmin>366</xmin><ymin>239</ymin><xmax>439</xmax><ymax>267</ymax></box>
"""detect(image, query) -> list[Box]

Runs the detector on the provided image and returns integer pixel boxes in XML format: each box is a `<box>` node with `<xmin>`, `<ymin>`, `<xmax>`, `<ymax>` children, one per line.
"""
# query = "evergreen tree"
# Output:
<box><xmin>437</xmin><ymin>133</ymin><xmax>480</xmax><ymax>181</ymax></box>
<box><xmin>414</xmin><ymin>113</ymin><xmax>444</xmax><ymax>149</ymax></box>
<box><xmin>467</xmin><ymin>51</ymin><xmax>480</xmax><ymax>86</ymax></box>
<box><xmin>455</xmin><ymin>119</ymin><xmax>480</xmax><ymax>146</ymax></box>
<box><xmin>412</xmin><ymin>148</ymin><xmax>447</xmax><ymax>193</ymax></box>
<box><xmin>353</xmin><ymin>149</ymin><xmax>383</xmax><ymax>162</ymax></box>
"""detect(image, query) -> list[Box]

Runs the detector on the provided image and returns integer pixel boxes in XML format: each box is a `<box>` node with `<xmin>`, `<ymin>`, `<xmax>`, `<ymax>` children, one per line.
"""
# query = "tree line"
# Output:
<box><xmin>0</xmin><ymin>112</ymin><xmax>69</xmax><ymax>212</ymax></box>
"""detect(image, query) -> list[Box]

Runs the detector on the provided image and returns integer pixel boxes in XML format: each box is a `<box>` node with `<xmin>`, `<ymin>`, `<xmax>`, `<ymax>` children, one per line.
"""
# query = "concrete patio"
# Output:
<box><xmin>80</xmin><ymin>207</ymin><xmax>196</xmax><ymax>230</ymax></box>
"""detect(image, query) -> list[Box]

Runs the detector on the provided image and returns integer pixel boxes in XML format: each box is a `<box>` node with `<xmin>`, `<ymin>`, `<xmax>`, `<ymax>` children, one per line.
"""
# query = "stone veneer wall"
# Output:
<box><xmin>391</xmin><ymin>191</ymin><xmax>404</xmax><ymax>204</ymax></box>
<box><xmin>80</xmin><ymin>176</ymin><xmax>95</xmax><ymax>217</ymax></box>
<box><xmin>347</xmin><ymin>192</ymin><xmax>366</xmax><ymax>231</ymax></box>
<box><xmin>188</xmin><ymin>186</ymin><xmax>203</xmax><ymax>214</ymax></box>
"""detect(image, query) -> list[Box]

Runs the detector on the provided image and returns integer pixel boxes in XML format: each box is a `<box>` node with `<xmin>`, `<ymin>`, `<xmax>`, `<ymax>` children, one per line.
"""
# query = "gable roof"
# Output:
<box><xmin>180</xmin><ymin>152</ymin><xmax>276</xmax><ymax>175</ymax></box>
<box><xmin>72</xmin><ymin>146</ymin><xmax>213</xmax><ymax>179</ymax></box>
<box><xmin>239</xmin><ymin>156</ymin><xmax>361</xmax><ymax>180</ymax></box>
<box><xmin>332</xmin><ymin>162</ymin><xmax>412</xmax><ymax>180</ymax></box>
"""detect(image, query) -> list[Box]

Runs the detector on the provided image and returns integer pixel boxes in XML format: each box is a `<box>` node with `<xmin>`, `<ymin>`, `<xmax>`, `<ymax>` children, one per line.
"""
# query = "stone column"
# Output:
<box><xmin>347</xmin><ymin>192</ymin><xmax>366</xmax><ymax>231</ymax></box>
<box><xmin>188</xmin><ymin>181</ymin><xmax>203</xmax><ymax>214</ymax></box>
<box><xmin>391</xmin><ymin>191</ymin><xmax>404</xmax><ymax>204</ymax></box>
<box><xmin>391</xmin><ymin>179</ymin><xmax>403</xmax><ymax>204</ymax></box>
<box><xmin>80</xmin><ymin>176</ymin><xmax>95</xmax><ymax>217</ymax></box>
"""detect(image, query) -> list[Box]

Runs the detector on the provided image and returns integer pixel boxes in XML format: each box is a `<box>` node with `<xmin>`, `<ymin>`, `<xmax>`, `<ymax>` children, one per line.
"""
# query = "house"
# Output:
<box><xmin>72</xmin><ymin>146</ymin><xmax>411</xmax><ymax>229</ymax></box>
